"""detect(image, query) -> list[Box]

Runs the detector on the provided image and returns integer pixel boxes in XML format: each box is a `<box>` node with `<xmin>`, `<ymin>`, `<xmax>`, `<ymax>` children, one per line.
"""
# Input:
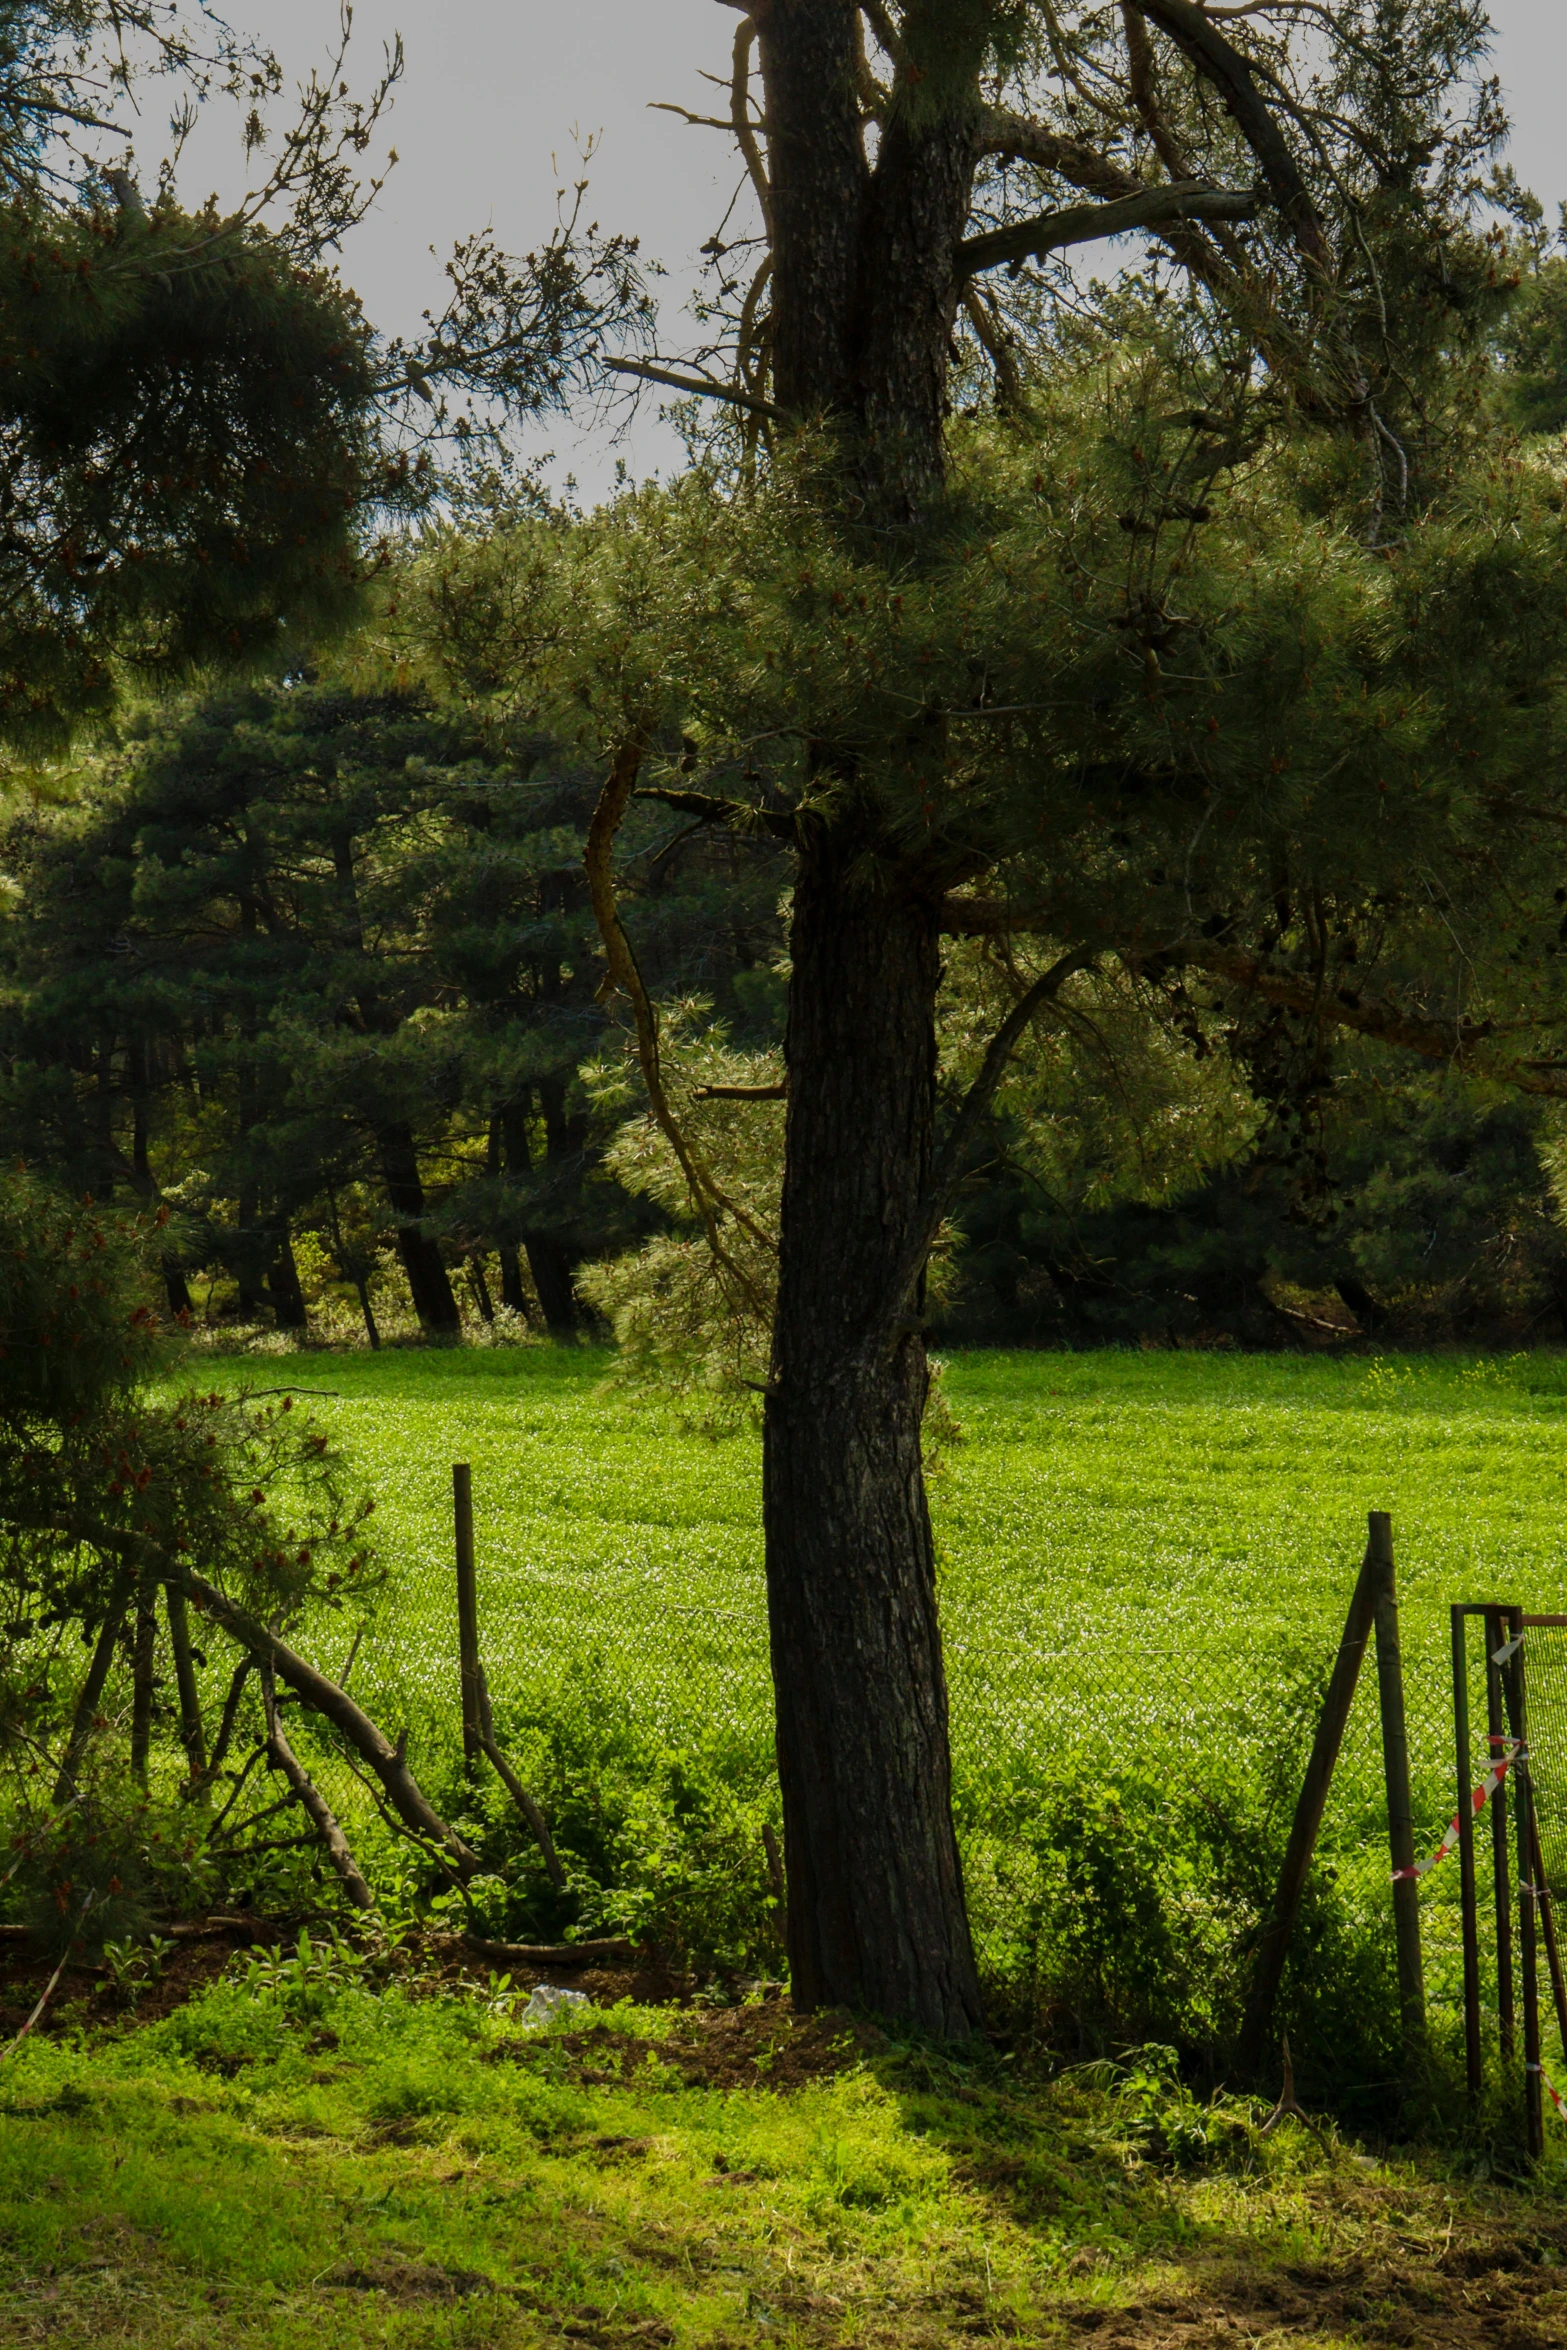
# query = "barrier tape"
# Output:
<box><xmin>1529</xmin><ymin>2063</ymin><xmax>1567</xmax><ymax>2119</ymax></box>
<box><xmin>1392</xmin><ymin>1739</ymin><xmax>1523</xmax><ymax>1882</ymax></box>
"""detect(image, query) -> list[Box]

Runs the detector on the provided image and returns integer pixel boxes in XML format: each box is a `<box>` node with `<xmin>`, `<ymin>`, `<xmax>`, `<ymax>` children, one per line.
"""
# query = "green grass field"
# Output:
<box><xmin>179</xmin><ymin>1343</ymin><xmax>1567</xmax><ymax>1718</ymax></box>
<box><xmin>4</xmin><ymin>1343</ymin><xmax>1563</xmax><ymax>2348</ymax></box>
<box><xmin>173</xmin><ymin>1344</ymin><xmax>1567</xmax><ymax>1969</ymax></box>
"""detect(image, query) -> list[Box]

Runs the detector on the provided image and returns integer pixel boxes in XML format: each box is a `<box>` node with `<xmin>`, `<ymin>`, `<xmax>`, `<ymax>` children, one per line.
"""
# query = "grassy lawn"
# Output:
<box><xmin>4</xmin><ymin>1344</ymin><xmax>1567</xmax><ymax>2345</ymax></box>
<box><xmin>170</xmin><ymin>1342</ymin><xmax>1567</xmax><ymax>1735</ymax></box>
<box><xmin>170</xmin><ymin>1341</ymin><xmax>1567</xmax><ymax>1903</ymax></box>
<box><xmin>3</xmin><ymin>1958</ymin><xmax>1567</xmax><ymax>2349</ymax></box>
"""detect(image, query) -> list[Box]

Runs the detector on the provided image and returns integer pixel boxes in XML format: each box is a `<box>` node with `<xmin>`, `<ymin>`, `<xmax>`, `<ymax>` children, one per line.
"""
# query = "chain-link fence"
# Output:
<box><xmin>300</xmin><ymin>1485</ymin><xmax>1518</xmax><ymax>2047</ymax></box>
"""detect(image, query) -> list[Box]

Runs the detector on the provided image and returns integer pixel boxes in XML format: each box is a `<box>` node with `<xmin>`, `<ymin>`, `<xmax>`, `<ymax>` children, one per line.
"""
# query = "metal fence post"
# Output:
<box><xmin>1369</xmin><ymin>1511</ymin><xmax>1425</xmax><ymax>2049</ymax></box>
<box><xmin>1504</xmin><ymin>1609</ymin><xmax>1544</xmax><ymax>2159</ymax></box>
<box><xmin>454</xmin><ymin>1461</ymin><xmax>482</xmax><ymax>1774</ymax></box>
<box><xmin>1453</xmin><ymin>1605</ymin><xmax>1483</xmax><ymax>2101</ymax></box>
<box><xmin>1487</xmin><ymin>1606</ymin><xmax>1516</xmax><ymax>2058</ymax></box>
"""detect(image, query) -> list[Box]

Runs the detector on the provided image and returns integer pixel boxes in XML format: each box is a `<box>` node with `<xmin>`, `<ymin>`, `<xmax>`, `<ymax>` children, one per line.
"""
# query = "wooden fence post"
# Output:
<box><xmin>1369</xmin><ymin>1510</ymin><xmax>1425</xmax><ymax>2049</ymax></box>
<box><xmin>1239</xmin><ymin>1523</ymin><xmax>1379</xmax><ymax>2075</ymax></box>
<box><xmin>454</xmin><ymin>1462</ymin><xmax>481</xmax><ymax>1774</ymax></box>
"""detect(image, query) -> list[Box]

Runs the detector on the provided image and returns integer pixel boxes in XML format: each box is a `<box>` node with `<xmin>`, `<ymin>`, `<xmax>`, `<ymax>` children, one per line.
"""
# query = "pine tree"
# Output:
<box><xmin>411</xmin><ymin>0</ymin><xmax>1567</xmax><ymax>2034</ymax></box>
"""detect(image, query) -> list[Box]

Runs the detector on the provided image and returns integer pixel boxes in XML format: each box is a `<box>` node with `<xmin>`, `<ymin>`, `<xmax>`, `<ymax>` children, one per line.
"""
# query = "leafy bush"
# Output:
<box><xmin>436</xmin><ymin>1664</ymin><xmax>783</xmax><ymax>1975</ymax></box>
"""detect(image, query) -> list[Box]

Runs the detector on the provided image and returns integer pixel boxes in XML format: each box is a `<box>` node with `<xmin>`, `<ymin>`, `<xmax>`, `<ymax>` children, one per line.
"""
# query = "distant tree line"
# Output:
<box><xmin>0</xmin><ymin>680</ymin><xmax>788</xmax><ymax>1342</ymax></box>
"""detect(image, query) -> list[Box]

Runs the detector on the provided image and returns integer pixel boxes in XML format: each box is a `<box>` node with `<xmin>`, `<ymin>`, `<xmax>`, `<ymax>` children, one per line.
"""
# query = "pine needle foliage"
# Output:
<box><xmin>0</xmin><ymin>1171</ymin><xmax>376</xmax><ymax>1789</ymax></box>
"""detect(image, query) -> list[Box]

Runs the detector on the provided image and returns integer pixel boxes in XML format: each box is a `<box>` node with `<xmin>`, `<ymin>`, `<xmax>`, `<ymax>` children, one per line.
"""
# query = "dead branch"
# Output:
<box><xmin>586</xmin><ymin>739</ymin><xmax>777</xmax><ymax>1297</ymax></box>
<box><xmin>261</xmin><ymin>1669</ymin><xmax>374</xmax><ymax>1913</ymax></box>
<box><xmin>474</xmin><ymin>1675</ymin><xmax>566</xmax><ymax>1889</ymax></box>
<box><xmin>0</xmin><ymin>1893</ymin><xmax>93</xmax><ymax>2066</ymax></box>
<box><xmin>179</xmin><ymin>1566</ymin><xmax>477</xmax><ymax>1873</ymax></box>
<box><xmin>460</xmin><ymin>1931</ymin><xmax>636</xmax><ymax>1968</ymax></box>
<box><xmin>1125</xmin><ymin>0</ymin><xmax>1330</xmax><ymax>270</ymax></box>
<box><xmin>1120</xmin><ymin>0</ymin><xmax>1196</xmax><ymax>181</ymax></box>
<box><xmin>958</xmin><ymin>182</ymin><xmax>1256</xmax><ymax>279</ymax></box>
<box><xmin>605</xmin><ymin>357</ymin><xmax>782</xmax><ymax>420</ymax></box>
<box><xmin>730</xmin><ymin>14</ymin><xmax>773</xmax><ymax>240</ymax></box>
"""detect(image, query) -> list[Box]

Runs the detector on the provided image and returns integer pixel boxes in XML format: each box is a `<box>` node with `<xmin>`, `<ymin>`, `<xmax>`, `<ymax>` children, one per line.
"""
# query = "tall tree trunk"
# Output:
<box><xmin>500</xmin><ymin>1092</ymin><xmax>578</xmax><ymax>1337</ymax></box>
<box><xmin>378</xmin><ymin>1122</ymin><xmax>460</xmax><ymax>1336</ymax></box>
<box><xmin>763</xmin><ymin>830</ymin><xmax>983</xmax><ymax>2035</ymax></box>
<box><xmin>750</xmin><ymin>2</ymin><xmax>989</xmax><ymax>2032</ymax></box>
<box><xmin>524</xmin><ymin>1235</ymin><xmax>578</xmax><ymax>1338</ymax></box>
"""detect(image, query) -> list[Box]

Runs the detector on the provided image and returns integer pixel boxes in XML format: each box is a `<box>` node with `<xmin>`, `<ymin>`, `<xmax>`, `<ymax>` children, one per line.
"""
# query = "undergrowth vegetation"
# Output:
<box><xmin>1</xmin><ymin>1957</ymin><xmax>1560</xmax><ymax>2349</ymax></box>
<box><xmin>15</xmin><ymin>1341</ymin><xmax>1536</xmax><ymax>2137</ymax></box>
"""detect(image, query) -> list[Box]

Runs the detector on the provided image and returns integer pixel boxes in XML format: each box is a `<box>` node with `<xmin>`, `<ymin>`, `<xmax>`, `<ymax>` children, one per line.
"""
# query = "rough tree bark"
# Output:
<box><xmin>604</xmin><ymin>0</ymin><xmax>1336</xmax><ymax>2033</ymax></box>
<box><xmin>752</xmin><ymin>0</ymin><xmax>990</xmax><ymax>2031</ymax></box>
<box><xmin>764</xmin><ymin>829</ymin><xmax>982</xmax><ymax>2033</ymax></box>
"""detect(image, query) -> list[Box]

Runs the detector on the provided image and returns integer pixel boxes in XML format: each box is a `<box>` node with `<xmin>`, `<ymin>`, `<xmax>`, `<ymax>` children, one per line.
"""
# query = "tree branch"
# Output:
<box><xmin>1177</xmin><ymin>941</ymin><xmax>1567</xmax><ymax>1100</ymax></box>
<box><xmin>958</xmin><ymin>182</ymin><xmax>1256</xmax><ymax>279</ymax></box>
<box><xmin>1124</xmin><ymin>0</ymin><xmax>1330</xmax><ymax>270</ymax></box>
<box><xmin>262</xmin><ymin>1670</ymin><xmax>375</xmax><ymax>1913</ymax></box>
<box><xmin>876</xmin><ymin>949</ymin><xmax>1095</xmax><ymax>1351</ymax></box>
<box><xmin>633</xmin><ymin>783</ymin><xmax>800</xmax><ymax>839</ymax></box>
<box><xmin>977</xmin><ymin>110</ymin><xmax>1145</xmax><ymax>197</ymax></box>
<box><xmin>605</xmin><ymin>357</ymin><xmax>783</xmax><ymax>419</ymax></box>
<box><xmin>475</xmin><ymin>1671</ymin><xmax>566</xmax><ymax>1888</ymax></box>
<box><xmin>730</xmin><ymin>14</ymin><xmax>774</xmax><ymax>241</ymax></box>
<box><xmin>962</xmin><ymin>285</ymin><xmax>1031</xmax><ymax>417</ymax></box>
<box><xmin>587</xmin><ymin>742</ymin><xmax>777</xmax><ymax>1290</ymax></box>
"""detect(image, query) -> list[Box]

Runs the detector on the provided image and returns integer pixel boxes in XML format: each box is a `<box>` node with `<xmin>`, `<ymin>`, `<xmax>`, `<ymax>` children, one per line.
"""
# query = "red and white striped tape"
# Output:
<box><xmin>1392</xmin><ymin>1737</ymin><xmax>1523</xmax><ymax>1883</ymax></box>
<box><xmin>1530</xmin><ymin>2062</ymin><xmax>1567</xmax><ymax>2119</ymax></box>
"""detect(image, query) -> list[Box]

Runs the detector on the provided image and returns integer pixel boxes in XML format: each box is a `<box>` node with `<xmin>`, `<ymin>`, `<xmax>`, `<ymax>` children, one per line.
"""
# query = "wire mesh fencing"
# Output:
<box><xmin>307</xmin><ymin>1477</ymin><xmax>1515</xmax><ymax>2031</ymax></box>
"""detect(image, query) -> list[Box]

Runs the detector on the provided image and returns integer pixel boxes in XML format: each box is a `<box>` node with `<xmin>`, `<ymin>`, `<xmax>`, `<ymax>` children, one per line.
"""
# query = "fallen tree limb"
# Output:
<box><xmin>474</xmin><ymin>1673</ymin><xmax>566</xmax><ymax>1889</ymax></box>
<box><xmin>459</xmin><ymin>1932</ymin><xmax>636</xmax><ymax>1968</ymax></box>
<box><xmin>262</xmin><ymin>1670</ymin><xmax>375</xmax><ymax>1913</ymax></box>
<box><xmin>179</xmin><ymin>1568</ymin><xmax>477</xmax><ymax>1874</ymax></box>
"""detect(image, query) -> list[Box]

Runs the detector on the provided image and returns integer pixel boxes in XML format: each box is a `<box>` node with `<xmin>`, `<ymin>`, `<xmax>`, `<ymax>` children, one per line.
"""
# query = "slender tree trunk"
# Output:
<box><xmin>500</xmin><ymin>1093</ymin><xmax>578</xmax><ymax>1337</ymax></box>
<box><xmin>129</xmin><ymin>1573</ymin><xmax>158</xmax><ymax>1789</ymax></box>
<box><xmin>467</xmin><ymin>1256</ymin><xmax>496</xmax><ymax>1323</ymax></box>
<box><xmin>377</xmin><ymin>1122</ymin><xmax>460</xmax><ymax>1336</ymax></box>
<box><xmin>166</xmin><ymin>1588</ymin><xmax>207</xmax><ymax>1779</ymax></box>
<box><xmin>763</xmin><ymin>830</ymin><xmax>983</xmax><ymax>2035</ymax></box>
<box><xmin>54</xmin><ymin>1588</ymin><xmax>129</xmax><ymax>1803</ymax></box>
<box><xmin>497</xmin><ymin>1246</ymin><xmax>528</xmax><ymax>1317</ymax></box>
<box><xmin>266</xmin><ymin>1229</ymin><xmax>310</xmax><ymax>1332</ymax></box>
<box><xmin>354</xmin><ymin>1273</ymin><xmax>381</xmax><ymax>1350</ymax></box>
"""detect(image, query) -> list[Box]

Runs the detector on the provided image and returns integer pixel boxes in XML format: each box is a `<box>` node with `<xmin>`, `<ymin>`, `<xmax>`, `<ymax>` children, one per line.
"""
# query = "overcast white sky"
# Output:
<box><xmin>174</xmin><ymin>0</ymin><xmax>1567</xmax><ymax>495</ymax></box>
